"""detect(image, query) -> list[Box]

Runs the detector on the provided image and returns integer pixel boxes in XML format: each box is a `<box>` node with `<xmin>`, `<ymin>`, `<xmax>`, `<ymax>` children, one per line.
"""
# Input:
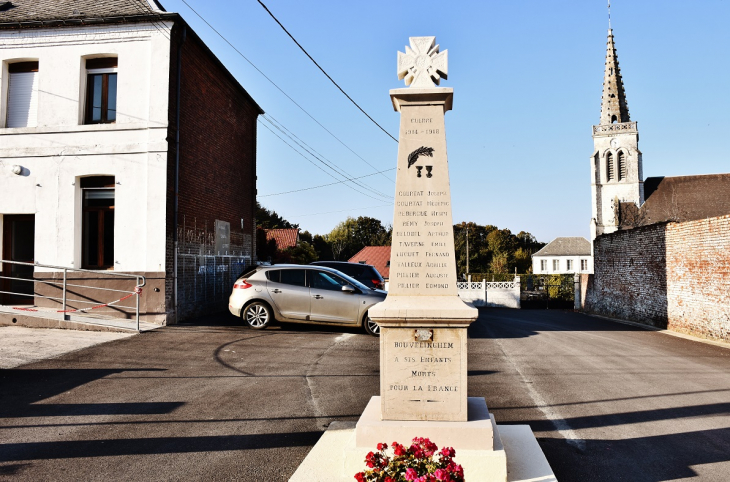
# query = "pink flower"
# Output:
<box><xmin>434</xmin><ymin>468</ymin><xmax>451</xmax><ymax>481</ymax></box>
<box><xmin>440</xmin><ymin>446</ymin><xmax>455</xmax><ymax>458</ymax></box>
<box><xmin>405</xmin><ymin>467</ymin><xmax>418</xmax><ymax>481</ymax></box>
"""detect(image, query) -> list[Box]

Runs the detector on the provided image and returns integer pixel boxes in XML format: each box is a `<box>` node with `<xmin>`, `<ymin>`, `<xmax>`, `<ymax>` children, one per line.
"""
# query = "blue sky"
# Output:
<box><xmin>162</xmin><ymin>0</ymin><xmax>730</xmax><ymax>243</ymax></box>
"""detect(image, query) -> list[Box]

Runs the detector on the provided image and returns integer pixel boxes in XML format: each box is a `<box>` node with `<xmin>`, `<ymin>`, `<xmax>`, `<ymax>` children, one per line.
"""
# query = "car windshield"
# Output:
<box><xmin>322</xmin><ymin>269</ymin><xmax>371</xmax><ymax>292</ymax></box>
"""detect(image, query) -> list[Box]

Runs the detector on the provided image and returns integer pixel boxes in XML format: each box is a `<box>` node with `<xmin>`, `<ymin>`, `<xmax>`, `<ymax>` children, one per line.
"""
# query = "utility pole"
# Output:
<box><xmin>466</xmin><ymin>225</ymin><xmax>469</xmax><ymax>276</ymax></box>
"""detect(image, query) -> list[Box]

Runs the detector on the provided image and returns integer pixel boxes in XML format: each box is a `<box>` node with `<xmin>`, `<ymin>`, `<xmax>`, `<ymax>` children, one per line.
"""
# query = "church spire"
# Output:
<box><xmin>599</xmin><ymin>28</ymin><xmax>630</xmax><ymax>125</ymax></box>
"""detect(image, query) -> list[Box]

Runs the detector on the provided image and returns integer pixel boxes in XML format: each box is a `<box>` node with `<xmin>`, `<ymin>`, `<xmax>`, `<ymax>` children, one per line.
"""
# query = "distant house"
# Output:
<box><xmin>532</xmin><ymin>237</ymin><xmax>593</xmax><ymax>274</ymax></box>
<box><xmin>349</xmin><ymin>246</ymin><xmax>391</xmax><ymax>284</ymax></box>
<box><xmin>265</xmin><ymin>229</ymin><xmax>300</xmax><ymax>251</ymax></box>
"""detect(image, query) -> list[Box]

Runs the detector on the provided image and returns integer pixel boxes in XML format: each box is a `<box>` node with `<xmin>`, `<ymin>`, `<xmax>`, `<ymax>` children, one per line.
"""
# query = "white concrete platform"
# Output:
<box><xmin>357</xmin><ymin>396</ymin><xmax>495</xmax><ymax>450</ymax></box>
<box><xmin>290</xmin><ymin>420</ymin><xmax>556</xmax><ymax>482</ymax></box>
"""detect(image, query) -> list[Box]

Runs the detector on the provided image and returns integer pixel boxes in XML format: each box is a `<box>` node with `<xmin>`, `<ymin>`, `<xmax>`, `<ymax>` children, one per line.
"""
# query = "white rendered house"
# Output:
<box><xmin>532</xmin><ymin>237</ymin><xmax>593</xmax><ymax>274</ymax></box>
<box><xmin>0</xmin><ymin>0</ymin><xmax>261</xmax><ymax>323</ymax></box>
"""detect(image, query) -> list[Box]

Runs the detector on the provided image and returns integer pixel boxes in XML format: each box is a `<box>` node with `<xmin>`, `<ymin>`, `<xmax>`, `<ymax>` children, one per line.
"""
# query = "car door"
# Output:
<box><xmin>308</xmin><ymin>269</ymin><xmax>360</xmax><ymax>323</ymax></box>
<box><xmin>266</xmin><ymin>269</ymin><xmax>310</xmax><ymax>320</ymax></box>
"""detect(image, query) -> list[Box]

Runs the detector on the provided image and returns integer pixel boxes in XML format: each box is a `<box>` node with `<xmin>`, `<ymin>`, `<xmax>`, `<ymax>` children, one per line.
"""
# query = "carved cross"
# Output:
<box><xmin>397</xmin><ymin>36</ymin><xmax>448</xmax><ymax>88</ymax></box>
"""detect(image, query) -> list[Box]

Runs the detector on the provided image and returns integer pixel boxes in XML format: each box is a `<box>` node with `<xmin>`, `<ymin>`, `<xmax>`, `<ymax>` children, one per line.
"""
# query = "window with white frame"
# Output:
<box><xmin>566</xmin><ymin>259</ymin><xmax>573</xmax><ymax>271</ymax></box>
<box><xmin>85</xmin><ymin>57</ymin><xmax>118</xmax><ymax>124</ymax></box>
<box><xmin>6</xmin><ymin>61</ymin><xmax>39</xmax><ymax>128</ymax></box>
<box><xmin>540</xmin><ymin>260</ymin><xmax>547</xmax><ymax>271</ymax></box>
<box><xmin>552</xmin><ymin>259</ymin><xmax>559</xmax><ymax>271</ymax></box>
<box><xmin>581</xmin><ymin>259</ymin><xmax>588</xmax><ymax>271</ymax></box>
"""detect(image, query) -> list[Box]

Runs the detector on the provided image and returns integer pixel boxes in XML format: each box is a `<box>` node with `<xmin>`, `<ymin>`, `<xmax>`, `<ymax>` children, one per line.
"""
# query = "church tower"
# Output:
<box><xmin>590</xmin><ymin>27</ymin><xmax>644</xmax><ymax>239</ymax></box>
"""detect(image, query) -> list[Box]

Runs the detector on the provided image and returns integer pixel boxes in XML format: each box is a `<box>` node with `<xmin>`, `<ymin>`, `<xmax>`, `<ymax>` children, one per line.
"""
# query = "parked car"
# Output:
<box><xmin>310</xmin><ymin>261</ymin><xmax>385</xmax><ymax>290</ymax></box>
<box><xmin>229</xmin><ymin>264</ymin><xmax>386</xmax><ymax>336</ymax></box>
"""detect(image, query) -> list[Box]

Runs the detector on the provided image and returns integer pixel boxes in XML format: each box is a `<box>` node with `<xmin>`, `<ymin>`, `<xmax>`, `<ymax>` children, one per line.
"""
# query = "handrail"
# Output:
<box><xmin>0</xmin><ymin>259</ymin><xmax>146</xmax><ymax>332</ymax></box>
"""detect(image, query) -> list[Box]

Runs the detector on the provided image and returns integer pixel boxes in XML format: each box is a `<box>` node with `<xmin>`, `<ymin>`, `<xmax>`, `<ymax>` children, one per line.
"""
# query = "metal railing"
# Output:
<box><xmin>0</xmin><ymin>260</ymin><xmax>146</xmax><ymax>332</ymax></box>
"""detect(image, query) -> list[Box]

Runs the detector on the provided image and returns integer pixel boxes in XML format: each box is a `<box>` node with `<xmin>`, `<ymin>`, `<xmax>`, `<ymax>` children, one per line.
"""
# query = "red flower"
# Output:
<box><xmin>354</xmin><ymin>472</ymin><xmax>365</xmax><ymax>482</ymax></box>
<box><xmin>377</xmin><ymin>442</ymin><xmax>386</xmax><ymax>451</ymax></box>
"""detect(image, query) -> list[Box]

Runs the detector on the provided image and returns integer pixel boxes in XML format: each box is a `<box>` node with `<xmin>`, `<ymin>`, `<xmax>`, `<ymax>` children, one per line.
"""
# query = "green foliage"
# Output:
<box><xmin>281</xmin><ymin>241</ymin><xmax>318</xmax><ymax>265</ymax></box>
<box><xmin>453</xmin><ymin>223</ymin><xmax>545</xmax><ymax>278</ymax></box>
<box><xmin>255</xmin><ymin>202</ymin><xmax>297</xmax><ymax>229</ymax></box>
<box><xmin>326</xmin><ymin>216</ymin><xmax>391</xmax><ymax>261</ymax></box>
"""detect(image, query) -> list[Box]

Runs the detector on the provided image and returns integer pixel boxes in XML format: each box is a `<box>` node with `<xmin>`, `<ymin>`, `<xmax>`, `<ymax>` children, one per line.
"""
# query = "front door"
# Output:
<box><xmin>1</xmin><ymin>215</ymin><xmax>35</xmax><ymax>305</ymax></box>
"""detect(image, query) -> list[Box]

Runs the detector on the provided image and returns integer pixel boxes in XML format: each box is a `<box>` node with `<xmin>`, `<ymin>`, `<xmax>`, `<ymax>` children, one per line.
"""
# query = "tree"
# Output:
<box><xmin>255</xmin><ymin>202</ymin><xmax>298</xmax><ymax>230</ymax></box>
<box><xmin>281</xmin><ymin>241</ymin><xmax>318</xmax><ymax>264</ymax></box>
<box><xmin>326</xmin><ymin>216</ymin><xmax>391</xmax><ymax>261</ymax></box>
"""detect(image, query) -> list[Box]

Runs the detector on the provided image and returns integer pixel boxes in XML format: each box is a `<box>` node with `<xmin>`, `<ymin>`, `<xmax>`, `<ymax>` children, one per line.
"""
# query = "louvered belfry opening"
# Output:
<box><xmin>607</xmin><ymin>152</ymin><xmax>614</xmax><ymax>181</ymax></box>
<box><xmin>618</xmin><ymin>151</ymin><xmax>626</xmax><ymax>181</ymax></box>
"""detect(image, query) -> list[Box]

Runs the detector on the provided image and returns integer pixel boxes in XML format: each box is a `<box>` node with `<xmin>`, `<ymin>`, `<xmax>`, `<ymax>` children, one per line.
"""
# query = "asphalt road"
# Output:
<box><xmin>1</xmin><ymin>309</ymin><xmax>728</xmax><ymax>481</ymax></box>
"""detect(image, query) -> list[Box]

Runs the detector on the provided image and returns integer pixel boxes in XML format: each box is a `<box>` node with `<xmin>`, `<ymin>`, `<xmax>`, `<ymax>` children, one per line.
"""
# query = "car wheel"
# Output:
<box><xmin>363</xmin><ymin>312</ymin><xmax>380</xmax><ymax>337</ymax></box>
<box><xmin>243</xmin><ymin>301</ymin><xmax>272</xmax><ymax>330</ymax></box>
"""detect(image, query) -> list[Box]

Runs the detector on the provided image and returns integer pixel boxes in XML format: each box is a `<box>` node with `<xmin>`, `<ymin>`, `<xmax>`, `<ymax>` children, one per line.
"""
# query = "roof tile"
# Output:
<box><xmin>349</xmin><ymin>246</ymin><xmax>391</xmax><ymax>279</ymax></box>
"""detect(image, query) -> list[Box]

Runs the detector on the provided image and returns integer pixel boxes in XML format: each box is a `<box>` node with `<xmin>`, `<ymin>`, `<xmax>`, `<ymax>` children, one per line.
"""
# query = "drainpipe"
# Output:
<box><xmin>173</xmin><ymin>24</ymin><xmax>186</xmax><ymax>323</ymax></box>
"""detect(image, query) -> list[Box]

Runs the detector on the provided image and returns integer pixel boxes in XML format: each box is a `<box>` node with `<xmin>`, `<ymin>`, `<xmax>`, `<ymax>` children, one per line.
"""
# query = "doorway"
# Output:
<box><xmin>1</xmin><ymin>215</ymin><xmax>35</xmax><ymax>305</ymax></box>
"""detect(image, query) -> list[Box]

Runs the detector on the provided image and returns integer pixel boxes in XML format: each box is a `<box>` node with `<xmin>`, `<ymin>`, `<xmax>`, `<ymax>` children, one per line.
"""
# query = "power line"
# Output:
<box><xmin>255</xmin><ymin>0</ymin><xmax>398</xmax><ymax>143</ymax></box>
<box><xmin>259</xmin><ymin>167</ymin><xmax>395</xmax><ymax>197</ymax></box>
<box><xmin>261</xmin><ymin>114</ymin><xmax>392</xmax><ymax>199</ymax></box>
<box><xmin>291</xmin><ymin>204</ymin><xmax>394</xmax><ymax>218</ymax></box>
<box><xmin>178</xmin><ymin>0</ymin><xmax>394</xmax><ymax>184</ymax></box>
<box><xmin>258</xmin><ymin>120</ymin><xmax>392</xmax><ymax>203</ymax></box>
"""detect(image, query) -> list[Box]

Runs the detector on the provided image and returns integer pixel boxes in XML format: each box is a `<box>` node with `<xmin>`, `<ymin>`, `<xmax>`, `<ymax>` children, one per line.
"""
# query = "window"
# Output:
<box><xmin>606</xmin><ymin>152</ymin><xmax>614</xmax><ymax>181</ymax></box>
<box><xmin>552</xmin><ymin>259</ymin><xmax>559</xmax><ymax>271</ymax></box>
<box><xmin>618</xmin><ymin>151</ymin><xmax>626</xmax><ymax>181</ymax></box>
<box><xmin>278</xmin><ymin>269</ymin><xmax>306</xmax><ymax>287</ymax></box>
<box><xmin>566</xmin><ymin>259</ymin><xmax>573</xmax><ymax>271</ymax></box>
<box><xmin>581</xmin><ymin>259</ymin><xmax>588</xmax><ymax>271</ymax></box>
<box><xmin>540</xmin><ymin>260</ymin><xmax>547</xmax><ymax>271</ymax></box>
<box><xmin>311</xmin><ymin>271</ymin><xmax>349</xmax><ymax>291</ymax></box>
<box><xmin>85</xmin><ymin>57</ymin><xmax>118</xmax><ymax>124</ymax></box>
<box><xmin>81</xmin><ymin>176</ymin><xmax>115</xmax><ymax>269</ymax></box>
<box><xmin>6</xmin><ymin>61</ymin><xmax>39</xmax><ymax>128</ymax></box>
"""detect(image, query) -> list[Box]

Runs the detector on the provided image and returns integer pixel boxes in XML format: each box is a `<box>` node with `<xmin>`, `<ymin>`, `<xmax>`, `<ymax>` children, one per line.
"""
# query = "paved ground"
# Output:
<box><xmin>0</xmin><ymin>310</ymin><xmax>728</xmax><ymax>481</ymax></box>
<box><xmin>0</xmin><ymin>326</ymin><xmax>133</xmax><ymax>368</ymax></box>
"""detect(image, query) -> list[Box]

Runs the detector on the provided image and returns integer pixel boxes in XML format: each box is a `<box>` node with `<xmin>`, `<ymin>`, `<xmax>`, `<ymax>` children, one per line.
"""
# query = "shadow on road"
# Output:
<box><xmin>0</xmin><ymin>368</ymin><xmax>174</xmax><ymax>419</ymax></box>
<box><xmin>468</xmin><ymin>308</ymin><xmax>647</xmax><ymax>339</ymax></box>
<box><xmin>539</xmin><ymin>427</ymin><xmax>730</xmax><ymax>482</ymax></box>
<box><xmin>0</xmin><ymin>431</ymin><xmax>323</xmax><ymax>462</ymax></box>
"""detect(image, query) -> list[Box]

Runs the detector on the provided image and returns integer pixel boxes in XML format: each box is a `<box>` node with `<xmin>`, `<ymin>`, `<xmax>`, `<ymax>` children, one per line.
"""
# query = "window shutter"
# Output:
<box><xmin>7</xmin><ymin>71</ymin><xmax>38</xmax><ymax>128</ymax></box>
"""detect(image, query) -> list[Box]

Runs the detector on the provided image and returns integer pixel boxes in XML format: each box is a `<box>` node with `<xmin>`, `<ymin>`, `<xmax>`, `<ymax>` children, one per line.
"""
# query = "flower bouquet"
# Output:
<box><xmin>355</xmin><ymin>437</ymin><xmax>465</xmax><ymax>482</ymax></box>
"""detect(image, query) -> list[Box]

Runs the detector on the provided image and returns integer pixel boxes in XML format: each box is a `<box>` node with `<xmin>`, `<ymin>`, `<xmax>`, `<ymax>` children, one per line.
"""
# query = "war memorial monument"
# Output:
<box><xmin>291</xmin><ymin>37</ymin><xmax>555</xmax><ymax>482</ymax></box>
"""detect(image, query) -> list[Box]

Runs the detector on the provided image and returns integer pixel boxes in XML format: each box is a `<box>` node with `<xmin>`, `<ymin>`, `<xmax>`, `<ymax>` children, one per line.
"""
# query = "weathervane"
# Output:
<box><xmin>397</xmin><ymin>37</ymin><xmax>448</xmax><ymax>88</ymax></box>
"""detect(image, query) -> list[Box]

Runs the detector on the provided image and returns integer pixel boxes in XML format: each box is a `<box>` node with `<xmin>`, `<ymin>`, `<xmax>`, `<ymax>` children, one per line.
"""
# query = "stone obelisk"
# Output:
<box><xmin>369</xmin><ymin>36</ymin><xmax>478</xmax><ymax>422</ymax></box>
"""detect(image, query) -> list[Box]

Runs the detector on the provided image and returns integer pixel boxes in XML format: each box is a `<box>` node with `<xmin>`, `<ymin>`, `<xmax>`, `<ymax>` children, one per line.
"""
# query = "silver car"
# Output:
<box><xmin>228</xmin><ymin>264</ymin><xmax>386</xmax><ymax>336</ymax></box>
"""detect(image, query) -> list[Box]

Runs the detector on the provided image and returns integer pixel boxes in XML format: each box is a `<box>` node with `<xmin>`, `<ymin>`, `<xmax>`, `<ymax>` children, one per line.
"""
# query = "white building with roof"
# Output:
<box><xmin>532</xmin><ymin>237</ymin><xmax>593</xmax><ymax>274</ymax></box>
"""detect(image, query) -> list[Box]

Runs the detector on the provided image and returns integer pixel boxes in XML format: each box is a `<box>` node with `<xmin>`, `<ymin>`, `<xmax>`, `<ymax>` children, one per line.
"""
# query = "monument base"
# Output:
<box><xmin>289</xmin><ymin>397</ymin><xmax>556</xmax><ymax>482</ymax></box>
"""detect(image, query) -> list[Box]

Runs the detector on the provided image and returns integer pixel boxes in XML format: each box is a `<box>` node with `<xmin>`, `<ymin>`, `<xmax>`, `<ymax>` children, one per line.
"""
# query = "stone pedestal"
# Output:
<box><xmin>289</xmin><ymin>397</ymin><xmax>557</xmax><ymax>482</ymax></box>
<box><xmin>290</xmin><ymin>36</ymin><xmax>555</xmax><ymax>482</ymax></box>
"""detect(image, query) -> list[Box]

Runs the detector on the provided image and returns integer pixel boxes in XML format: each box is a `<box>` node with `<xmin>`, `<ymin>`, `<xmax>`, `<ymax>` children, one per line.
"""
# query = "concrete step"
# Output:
<box><xmin>0</xmin><ymin>305</ymin><xmax>160</xmax><ymax>333</ymax></box>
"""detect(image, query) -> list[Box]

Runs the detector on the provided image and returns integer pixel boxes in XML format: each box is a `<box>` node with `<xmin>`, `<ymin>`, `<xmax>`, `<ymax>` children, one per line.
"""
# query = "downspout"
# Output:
<box><xmin>173</xmin><ymin>24</ymin><xmax>186</xmax><ymax>322</ymax></box>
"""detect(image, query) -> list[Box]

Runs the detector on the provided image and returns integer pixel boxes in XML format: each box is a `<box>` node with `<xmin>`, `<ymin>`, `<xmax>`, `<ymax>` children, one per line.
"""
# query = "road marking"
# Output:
<box><xmin>334</xmin><ymin>333</ymin><xmax>356</xmax><ymax>343</ymax></box>
<box><xmin>497</xmin><ymin>339</ymin><xmax>586</xmax><ymax>452</ymax></box>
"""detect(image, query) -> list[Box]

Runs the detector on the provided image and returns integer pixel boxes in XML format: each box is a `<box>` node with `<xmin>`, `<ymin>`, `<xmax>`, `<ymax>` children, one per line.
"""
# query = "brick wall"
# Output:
<box><xmin>583</xmin><ymin>214</ymin><xmax>730</xmax><ymax>342</ymax></box>
<box><xmin>165</xmin><ymin>23</ymin><xmax>261</xmax><ymax>322</ymax></box>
